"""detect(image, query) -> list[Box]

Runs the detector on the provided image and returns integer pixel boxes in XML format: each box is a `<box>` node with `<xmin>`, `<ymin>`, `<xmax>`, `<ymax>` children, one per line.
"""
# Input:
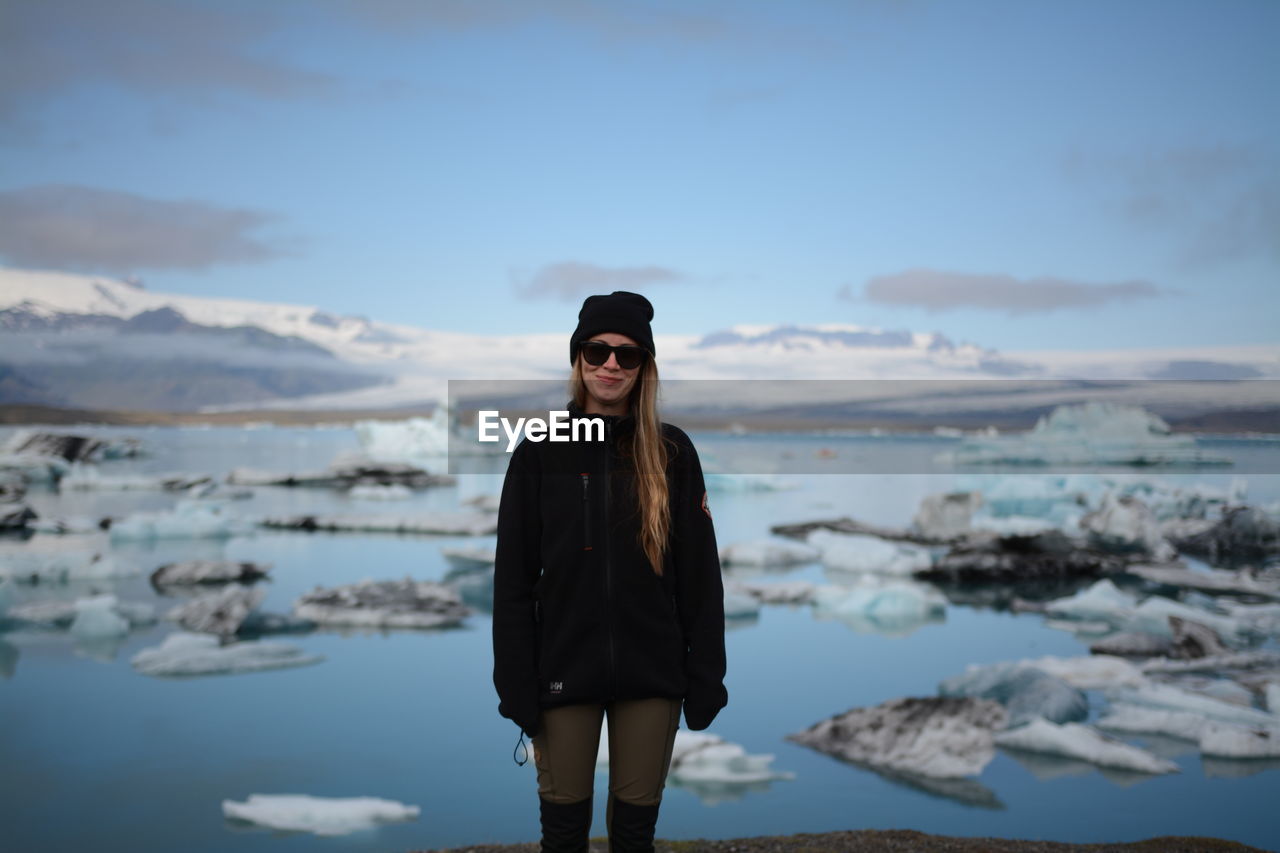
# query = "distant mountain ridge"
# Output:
<box><xmin>1</xmin><ymin>267</ymin><xmax>1277</xmax><ymax>414</ymax></box>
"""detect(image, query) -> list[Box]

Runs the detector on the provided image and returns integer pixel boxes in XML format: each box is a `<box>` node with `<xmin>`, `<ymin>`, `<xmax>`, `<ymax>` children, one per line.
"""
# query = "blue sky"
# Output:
<box><xmin>2</xmin><ymin>0</ymin><xmax>1277</xmax><ymax>351</ymax></box>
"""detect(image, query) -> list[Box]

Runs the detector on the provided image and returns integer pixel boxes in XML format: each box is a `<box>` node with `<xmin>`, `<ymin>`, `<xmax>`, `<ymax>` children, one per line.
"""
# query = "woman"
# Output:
<box><xmin>493</xmin><ymin>291</ymin><xmax>728</xmax><ymax>852</ymax></box>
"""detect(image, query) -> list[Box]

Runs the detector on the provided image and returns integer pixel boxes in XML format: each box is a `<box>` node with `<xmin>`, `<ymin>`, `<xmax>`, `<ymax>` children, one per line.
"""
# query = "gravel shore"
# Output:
<box><xmin>415</xmin><ymin>829</ymin><xmax>1268</xmax><ymax>853</ymax></box>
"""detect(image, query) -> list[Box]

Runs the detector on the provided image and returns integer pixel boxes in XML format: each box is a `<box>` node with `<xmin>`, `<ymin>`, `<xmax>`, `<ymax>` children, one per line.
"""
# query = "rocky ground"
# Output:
<box><xmin>414</xmin><ymin>828</ymin><xmax>1266</xmax><ymax>853</ymax></box>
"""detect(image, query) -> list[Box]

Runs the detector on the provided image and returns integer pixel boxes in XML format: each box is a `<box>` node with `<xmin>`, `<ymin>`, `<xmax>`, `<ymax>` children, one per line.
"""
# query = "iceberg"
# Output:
<box><xmin>811</xmin><ymin>579</ymin><xmax>946</xmax><ymax>635</ymax></box>
<box><xmin>110</xmin><ymin>501</ymin><xmax>253</xmax><ymax>541</ymax></box>
<box><xmin>806</xmin><ymin>529</ymin><xmax>933</xmax><ymax>575</ymax></box>
<box><xmin>723</xmin><ymin>588</ymin><xmax>761</xmax><ymax>619</ymax></box>
<box><xmin>1166</xmin><ymin>506</ymin><xmax>1280</xmax><ymax>562</ymax></box>
<box><xmin>0</xmin><ymin>453</ymin><xmax>68</xmax><ymax>484</ymax></box>
<box><xmin>59</xmin><ymin>465</ymin><xmax>213</xmax><ymax>492</ymax></box>
<box><xmin>1099</xmin><ymin>704</ymin><xmax>1280</xmax><ymax>759</ymax></box>
<box><xmin>261</xmin><ymin>512</ymin><xmax>496</xmax><ymax>536</ymax></box>
<box><xmin>346</xmin><ymin>484</ymin><xmax>414</xmax><ymax>500</ymax></box>
<box><xmin>1044</xmin><ymin>579</ymin><xmax>1137</xmax><ymax>623</ymax></box>
<box><xmin>1097</xmin><ymin>704</ymin><xmax>1212</xmax><ymax>742</ymax></box>
<box><xmin>69</xmin><ymin>594</ymin><xmax>131</xmax><ymax>640</ymax></box>
<box><xmin>1016</xmin><ymin>655</ymin><xmax>1147</xmax><ymax>690</ymax></box>
<box><xmin>0</xmin><ymin>503</ymin><xmax>37</xmax><ymax>530</ymax></box>
<box><xmin>229</xmin><ymin>454</ymin><xmax>452</xmax><ymax>490</ymax></box>
<box><xmin>8</xmin><ymin>596</ymin><xmax>155</xmax><ymax>630</ymax></box>
<box><xmin>944</xmin><ymin>402</ymin><xmax>1231</xmax><ymax>468</ymax></box>
<box><xmin>222</xmin><ymin>793</ymin><xmax>419</xmax><ymax>836</ymax></box>
<box><xmin>912</xmin><ymin>491</ymin><xmax>982</xmax><ymax>539</ymax></box>
<box><xmin>1106</xmin><ymin>682</ymin><xmax>1279</xmax><ymax>729</ymax></box>
<box><xmin>131</xmin><ymin>632</ymin><xmax>323</xmax><ymax>677</ymax></box>
<box><xmin>730</xmin><ymin>580</ymin><xmax>818</xmax><ymax>605</ymax></box>
<box><xmin>1080</xmin><ymin>493</ymin><xmax>1176</xmax><ymax>561</ymax></box>
<box><xmin>1089</xmin><ymin>631</ymin><xmax>1175</xmax><ymax>658</ymax></box>
<box><xmin>293</xmin><ymin>578</ymin><xmax>469</xmax><ymax>629</ymax></box>
<box><xmin>441</xmin><ymin>546</ymin><xmax>496</xmax><ymax>570</ymax></box>
<box><xmin>788</xmin><ymin>696</ymin><xmax>1008</xmax><ymax>779</ymax></box>
<box><xmin>1127</xmin><ymin>564</ymin><xmax>1280</xmax><ymax>599</ymax></box>
<box><xmin>355</xmin><ymin>412</ymin><xmax>451</xmax><ymax>460</ymax></box>
<box><xmin>167</xmin><ymin>585</ymin><xmax>267</xmax><ymax>637</ymax></box>
<box><xmin>938</xmin><ymin>661</ymin><xmax>1088</xmax><ymax>726</ymax></box>
<box><xmin>1119</xmin><ymin>597</ymin><xmax>1252</xmax><ymax>646</ymax></box>
<box><xmin>994</xmin><ymin>718</ymin><xmax>1179</xmax><ymax>774</ymax></box>
<box><xmin>1200</xmin><ymin>724</ymin><xmax>1280</xmax><ymax>759</ymax></box>
<box><xmin>920</xmin><ymin>530</ymin><xmax>1128</xmax><ymax>583</ymax></box>
<box><xmin>0</xmin><ymin>551</ymin><xmax>138</xmax><ymax>583</ymax></box>
<box><xmin>595</xmin><ymin>728</ymin><xmax>793</xmax><ymax>804</ymax></box>
<box><xmin>150</xmin><ymin>560</ymin><xmax>271</xmax><ymax>587</ymax></box>
<box><xmin>719</xmin><ymin>538</ymin><xmax>820</xmax><ymax>568</ymax></box>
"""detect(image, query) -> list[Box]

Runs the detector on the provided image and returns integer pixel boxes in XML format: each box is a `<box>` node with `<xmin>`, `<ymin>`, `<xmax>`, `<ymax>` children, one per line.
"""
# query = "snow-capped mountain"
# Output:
<box><xmin>2</xmin><ymin>267</ymin><xmax>1277</xmax><ymax>415</ymax></box>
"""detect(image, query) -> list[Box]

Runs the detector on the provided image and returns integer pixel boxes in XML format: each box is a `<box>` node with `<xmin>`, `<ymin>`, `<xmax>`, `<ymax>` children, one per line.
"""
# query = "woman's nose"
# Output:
<box><xmin>603</xmin><ymin>353</ymin><xmax>620</xmax><ymax>369</ymax></box>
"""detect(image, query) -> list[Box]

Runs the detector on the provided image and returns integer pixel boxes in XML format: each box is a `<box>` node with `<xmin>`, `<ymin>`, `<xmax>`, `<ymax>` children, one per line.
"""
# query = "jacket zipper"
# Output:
<box><xmin>603</xmin><ymin>418</ymin><xmax>618</xmax><ymax>701</ymax></box>
<box><xmin>580</xmin><ymin>472</ymin><xmax>592</xmax><ymax>551</ymax></box>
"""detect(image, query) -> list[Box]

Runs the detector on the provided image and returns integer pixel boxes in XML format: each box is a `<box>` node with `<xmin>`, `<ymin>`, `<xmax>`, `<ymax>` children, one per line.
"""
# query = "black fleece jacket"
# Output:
<box><xmin>492</xmin><ymin>405</ymin><xmax>727</xmax><ymax>738</ymax></box>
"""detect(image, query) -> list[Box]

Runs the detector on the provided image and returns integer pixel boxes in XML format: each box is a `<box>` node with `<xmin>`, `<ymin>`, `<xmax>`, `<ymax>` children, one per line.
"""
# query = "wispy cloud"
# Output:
<box><xmin>1064</xmin><ymin>143</ymin><xmax>1280</xmax><ymax>269</ymax></box>
<box><xmin>516</xmin><ymin>261</ymin><xmax>685</xmax><ymax>300</ymax></box>
<box><xmin>0</xmin><ymin>0</ymin><xmax>335</xmax><ymax>129</ymax></box>
<box><xmin>0</xmin><ymin>185</ymin><xmax>287</xmax><ymax>274</ymax></box>
<box><xmin>849</xmin><ymin>269</ymin><xmax>1165</xmax><ymax>315</ymax></box>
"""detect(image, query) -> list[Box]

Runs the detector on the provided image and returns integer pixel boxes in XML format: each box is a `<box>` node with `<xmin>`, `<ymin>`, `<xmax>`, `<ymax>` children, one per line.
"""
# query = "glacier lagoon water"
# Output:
<box><xmin>1</xmin><ymin>424</ymin><xmax>1279</xmax><ymax>852</ymax></box>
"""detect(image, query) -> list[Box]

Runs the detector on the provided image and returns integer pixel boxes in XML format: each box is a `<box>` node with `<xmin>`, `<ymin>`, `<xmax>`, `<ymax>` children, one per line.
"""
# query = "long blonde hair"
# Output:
<box><xmin>570</xmin><ymin>357</ymin><xmax>670</xmax><ymax>575</ymax></box>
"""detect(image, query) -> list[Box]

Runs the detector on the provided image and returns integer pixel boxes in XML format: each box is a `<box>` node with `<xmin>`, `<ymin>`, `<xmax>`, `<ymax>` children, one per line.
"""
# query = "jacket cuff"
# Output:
<box><xmin>682</xmin><ymin>686</ymin><xmax>727</xmax><ymax>731</ymax></box>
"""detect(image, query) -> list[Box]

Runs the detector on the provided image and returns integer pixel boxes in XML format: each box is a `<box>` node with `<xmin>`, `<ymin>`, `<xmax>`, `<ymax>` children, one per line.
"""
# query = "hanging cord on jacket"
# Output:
<box><xmin>513</xmin><ymin>728</ymin><xmax>530</xmax><ymax>766</ymax></box>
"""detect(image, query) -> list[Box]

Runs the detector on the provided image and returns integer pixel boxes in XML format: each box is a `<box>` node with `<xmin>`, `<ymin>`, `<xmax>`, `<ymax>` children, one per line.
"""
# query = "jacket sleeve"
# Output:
<box><xmin>492</xmin><ymin>442</ymin><xmax>543</xmax><ymax>737</ymax></box>
<box><xmin>670</xmin><ymin>431</ymin><xmax>728</xmax><ymax>731</ymax></box>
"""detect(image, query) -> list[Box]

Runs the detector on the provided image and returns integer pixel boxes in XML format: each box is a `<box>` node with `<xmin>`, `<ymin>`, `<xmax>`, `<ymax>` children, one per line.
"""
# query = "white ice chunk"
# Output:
<box><xmin>994</xmin><ymin>717</ymin><xmax>1179</xmax><ymax>774</ymax></box>
<box><xmin>69</xmin><ymin>594</ymin><xmax>130</xmax><ymax>639</ymax></box>
<box><xmin>730</xmin><ymin>580</ymin><xmax>818</xmax><ymax>605</ymax></box>
<box><xmin>8</xmin><ymin>597</ymin><xmax>155</xmax><ymax>628</ymax></box>
<box><xmin>1081</xmin><ymin>492</ymin><xmax>1177</xmax><ymax>561</ymax></box>
<box><xmin>1017</xmin><ymin>655</ymin><xmax>1147</xmax><ymax>690</ymax></box>
<box><xmin>806</xmin><ymin>529</ymin><xmax>932</xmax><ymax>575</ymax></box>
<box><xmin>0</xmin><ymin>453</ymin><xmax>69</xmax><ymax>483</ymax></box>
<box><xmin>355</xmin><ymin>413</ymin><xmax>451</xmax><ymax>460</ymax></box>
<box><xmin>720</xmin><ymin>538</ymin><xmax>819</xmax><ymax>567</ymax></box>
<box><xmin>294</xmin><ymin>579</ymin><xmax>469</xmax><ymax>629</ymax></box>
<box><xmin>441</xmin><ymin>546</ymin><xmax>496</xmax><ymax>569</ymax></box>
<box><xmin>1120</xmin><ymin>597</ymin><xmax>1251</xmax><ymax>645</ymax></box>
<box><xmin>131</xmin><ymin>632</ymin><xmax>323</xmax><ymax>676</ymax></box>
<box><xmin>1044</xmin><ymin>579</ymin><xmax>1136</xmax><ymax>623</ymax></box>
<box><xmin>347</xmin><ymin>484</ymin><xmax>414</xmax><ymax>501</ymax></box>
<box><xmin>0</xmin><ymin>551</ymin><xmax>138</xmax><ymax>583</ymax></box>
<box><xmin>261</xmin><ymin>512</ymin><xmax>496</xmax><ymax>536</ymax></box>
<box><xmin>723</xmin><ymin>588</ymin><xmax>761</xmax><ymax>619</ymax></box>
<box><xmin>668</xmin><ymin>741</ymin><xmax>795</xmax><ymax>787</ymax></box>
<box><xmin>1200</xmin><ymin>725</ymin><xmax>1280</xmax><ymax>758</ymax></box>
<box><xmin>1107</xmin><ymin>682</ymin><xmax>1279</xmax><ymax>729</ymax></box>
<box><xmin>812</xmin><ymin>579</ymin><xmax>946</xmax><ymax>634</ymax></box>
<box><xmin>60</xmin><ymin>465</ymin><xmax>212</xmax><ymax>492</ymax></box>
<box><xmin>1097</xmin><ymin>704</ymin><xmax>1213</xmax><ymax>742</ymax></box>
<box><xmin>222</xmin><ymin>793</ymin><xmax>419</xmax><ymax>836</ymax></box>
<box><xmin>110</xmin><ymin>501</ymin><xmax>252</xmax><ymax>541</ymax></box>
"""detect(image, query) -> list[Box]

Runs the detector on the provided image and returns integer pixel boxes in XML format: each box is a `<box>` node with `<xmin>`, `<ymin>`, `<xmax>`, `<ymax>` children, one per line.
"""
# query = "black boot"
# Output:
<box><xmin>608</xmin><ymin>796</ymin><xmax>660</xmax><ymax>853</ymax></box>
<box><xmin>540</xmin><ymin>796</ymin><xmax>592</xmax><ymax>853</ymax></box>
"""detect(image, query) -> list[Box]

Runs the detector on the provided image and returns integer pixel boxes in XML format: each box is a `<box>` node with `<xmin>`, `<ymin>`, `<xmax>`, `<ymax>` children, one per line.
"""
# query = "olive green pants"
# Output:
<box><xmin>532</xmin><ymin>697</ymin><xmax>682</xmax><ymax>808</ymax></box>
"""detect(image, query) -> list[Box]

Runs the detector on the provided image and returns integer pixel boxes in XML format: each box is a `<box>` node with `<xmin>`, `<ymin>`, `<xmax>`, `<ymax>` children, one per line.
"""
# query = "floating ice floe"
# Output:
<box><xmin>0</xmin><ymin>454</ymin><xmax>68</xmax><ymax>484</ymax></box>
<box><xmin>943</xmin><ymin>403</ymin><xmax>1231</xmax><ymax>468</ymax></box>
<box><xmin>150</xmin><ymin>560</ymin><xmax>271</xmax><ymax>586</ymax></box>
<box><xmin>1216</xmin><ymin>600</ymin><xmax>1280</xmax><ymax>638</ymax></box>
<box><xmin>812</xmin><ymin>579</ymin><xmax>946</xmax><ymax>635</ymax></box>
<box><xmin>294</xmin><ymin>579</ymin><xmax>469</xmax><ymax>629</ymax></box>
<box><xmin>131</xmin><ymin>632</ymin><xmax>323</xmax><ymax>677</ymax></box>
<box><xmin>1014</xmin><ymin>655</ymin><xmax>1148</xmax><ymax>690</ymax></box>
<box><xmin>355</xmin><ymin>412</ymin><xmax>451</xmax><ymax>460</ymax></box>
<box><xmin>788</xmin><ymin>696</ymin><xmax>1007</xmax><ymax>779</ymax></box>
<box><xmin>1166</xmin><ymin>506</ymin><xmax>1280</xmax><ymax>562</ymax></box>
<box><xmin>912</xmin><ymin>491</ymin><xmax>982</xmax><ymax>539</ymax></box>
<box><xmin>1098</xmin><ymin>705</ymin><xmax>1280</xmax><ymax>758</ymax></box>
<box><xmin>3</xmin><ymin>431</ymin><xmax>105</xmax><ymax>464</ymax></box>
<box><xmin>222</xmin><ymin>793</ymin><xmax>420</xmax><ymax>836</ymax></box>
<box><xmin>939</xmin><ymin>661</ymin><xmax>1088</xmax><ymax>726</ymax></box>
<box><xmin>806</xmin><ymin>529</ymin><xmax>933</xmax><ymax>575</ymax></box>
<box><xmin>921</xmin><ymin>530</ymin><xmax>1128</xmax><ymax>583</ymax></box>
<box><xmin>8</xmin><ymin>595</ymin><xmax>155</xmax><ymax>631</ymax></box>
<box><xmin>261</xmin><ymin>512</ymin><xmax>496</xmax><ymax>536</ymax></box>
<box><xmin>1044</xmin><ymin>579</ymin><xmax>1137</xmax><ymax>623</ymax></box>
<box><xmin>441</xmin><ymin>546</ymin><xmax>496</xmax><ymax>570</ymax></box>
<box><xmin>167</xmin><ymin>585</ymin><xmax>267</xmax><ymax>637</ymax></box>
<box><xmin>994</xmin><ymin>717</ymin><xmax>1179</xmax><ymax>774</ymax></box>
<box><xmin>0</xmin><ymin>551</ymin><xmax>138</xmax><ymax>583</ymax></box>
<box><xmin>69</xmin><ymin>594</ymin><xmax>132</xmax><ymax>640</ymax></box>
<box><xmin>0</xmin><ymin>503</ymin><xmax>37</xmax><ymax>530</ymax></box>
<box><xmin>1119</xmin><ymin>597</ymin><xmax>1253</xmax><ymax>646</ymax></box>
<box><xmin>59</xmin><ymin>465</ymin><xmax>213</xmax><ymax>492</ymax></box>
<box><xmin>1140</xmin><ymin>649</ymin><xmax>1280</xmax><ymax>675</ymax></box>
<box><xmin>705</xmin><ymin>473</ymin><xmax>796</xmax><ymax>493</ymax></box>
<box><xmin>229</xmin><ymin>453</ymin><xmax>453</xmax><ymax>490</ymax></box>
<box><xmin>594</xmin><ymin>728</ymin><xmax>793</xmax><ymax>803</ymax></box>
<box><xmin>1106</xmin><ymin>682</ymin><xmax>1279</xmax><ymax>729</ymax></box>
<box><xmin>719</xmin><ymin>538</ymin><xmax>820</xmax><ymax>568</ymax></box>
<box><xmin>1080</xmin><ymin>492</ymin><xmax>1176</xmax><ymax>561</ymax></box>
<box><xmin>1127</xmin><ymin>564</ymin><xmax>1280</xmax><ymax>599</ymax></box>
<box><xmin>110</xmin><ymin>501</ymin><xmax>253</xmax><ymax>541</ymax></box>
<box><xmin>1089</xmin><ymin>631</ymin><xmax>1175</xmax><ymax>658</ymax></box>
<box><xmin>346</xmin><ymin>484</ymin><xmax>414</xmax><ymax>500</ymax></box>
<box><xmin>723</xmin><ymin>588</ymin><xmax>761</xmax><ymax>619</ymax></box>
<box><xmin>26</xmin><ymin>515</ymin><xmax>104</xmax><ymax>535</ymax></box>
<box><xmin>729</xmin><ymin>580</ymin><xmax>818</xmax><ymax>605</ymax></box>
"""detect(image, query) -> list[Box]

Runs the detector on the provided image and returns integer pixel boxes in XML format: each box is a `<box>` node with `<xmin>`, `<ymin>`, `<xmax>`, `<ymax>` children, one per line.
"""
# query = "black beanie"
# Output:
<box><xmin>569</xmin><ymin>291</ymin><xmax>655</xmax><ymax>364</ymax></box>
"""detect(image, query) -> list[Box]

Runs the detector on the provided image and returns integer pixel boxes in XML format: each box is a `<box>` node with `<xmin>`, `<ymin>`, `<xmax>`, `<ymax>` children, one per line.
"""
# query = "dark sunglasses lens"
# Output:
<box><xmin>581</xmin><ymin>342</ymin><xmax>610</xmax><ymax>366</ymax></box>
<box><xmin>615</xmin><ymin>347</ymin><xmax>645</xmax><ymax>369</ymax></box>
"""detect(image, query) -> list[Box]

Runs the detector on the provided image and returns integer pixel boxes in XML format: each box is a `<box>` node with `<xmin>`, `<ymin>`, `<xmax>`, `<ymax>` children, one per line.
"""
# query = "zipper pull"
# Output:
<box><xmin>580</xmin><ymin>472</ymin><xmax>592</xmax><ymax>551</ymax></box>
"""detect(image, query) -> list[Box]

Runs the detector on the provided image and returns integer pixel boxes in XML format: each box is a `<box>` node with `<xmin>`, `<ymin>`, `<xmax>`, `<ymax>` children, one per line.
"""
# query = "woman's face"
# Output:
<box><xmin>579</xmin><ymin>331</ymin><xmax>643</xmax><ymax>416</ymax></box>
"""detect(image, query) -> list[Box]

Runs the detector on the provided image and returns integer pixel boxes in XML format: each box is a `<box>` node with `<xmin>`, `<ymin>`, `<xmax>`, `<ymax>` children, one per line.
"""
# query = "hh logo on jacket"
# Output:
<box><xmin>549</xmin><ymin>681</ymin><xmax>564</xmax><ymax>694</ymax></box>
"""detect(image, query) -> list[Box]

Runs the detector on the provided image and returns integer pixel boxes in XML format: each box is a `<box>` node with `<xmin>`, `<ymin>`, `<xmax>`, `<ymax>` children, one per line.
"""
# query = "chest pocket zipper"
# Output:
<box><xmin>580</xmin><ymin>472</ymin><xmax>592</xmax><ymax>551</ymax></box>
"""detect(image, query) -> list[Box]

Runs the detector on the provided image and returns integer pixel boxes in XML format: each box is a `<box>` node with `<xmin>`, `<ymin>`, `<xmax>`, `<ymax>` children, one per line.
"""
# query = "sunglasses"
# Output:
<box><xmin>580</xmin><ymin>340</ymin><xmax>648</xmax><ymax>370</ymax></box>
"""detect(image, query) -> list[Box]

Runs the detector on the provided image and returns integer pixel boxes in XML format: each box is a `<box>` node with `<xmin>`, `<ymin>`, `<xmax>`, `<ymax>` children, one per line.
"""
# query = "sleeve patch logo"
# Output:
<box><xmin>701</xmin><ymin>490</ymin><xmax>712</xmax><ymax>519</ymax></box>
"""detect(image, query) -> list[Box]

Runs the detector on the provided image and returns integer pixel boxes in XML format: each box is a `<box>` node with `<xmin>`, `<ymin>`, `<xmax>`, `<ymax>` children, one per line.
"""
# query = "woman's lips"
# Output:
<box><xmin>597</xmin><ymin>375</ymin><xmax>622</xmax><ymax>386</ymax></box>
